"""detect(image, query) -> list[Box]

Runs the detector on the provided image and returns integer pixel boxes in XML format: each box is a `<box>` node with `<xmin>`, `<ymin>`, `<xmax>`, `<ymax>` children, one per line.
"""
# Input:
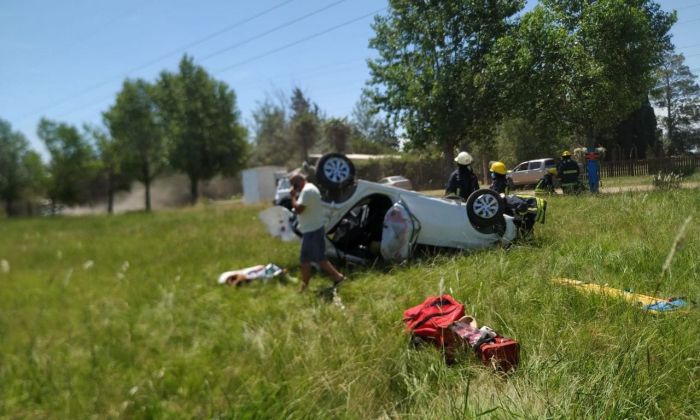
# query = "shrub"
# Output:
<box><xmin>651</xmin><ymin>171</ymin><xmax>683</xmax><ymax>190</ymax></box>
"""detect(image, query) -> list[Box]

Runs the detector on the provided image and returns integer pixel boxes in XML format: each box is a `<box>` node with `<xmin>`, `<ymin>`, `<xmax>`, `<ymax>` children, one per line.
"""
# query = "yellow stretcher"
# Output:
<box><xmin>552</xmin><ymin>278</ymin><xmax>689</xmax><ymax>314</ymax></box>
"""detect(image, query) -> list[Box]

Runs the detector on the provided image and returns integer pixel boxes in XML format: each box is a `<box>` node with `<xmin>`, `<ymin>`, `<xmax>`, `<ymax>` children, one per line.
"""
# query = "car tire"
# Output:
<box><xmin>466</xmin><ymin>189</ymin><xmax>506</xmax><ymax>233</ymax></box>
<box><xmin>315</xmin><ymin>153</ymin><xmax>355</xmax><ymax>190</ymax></box>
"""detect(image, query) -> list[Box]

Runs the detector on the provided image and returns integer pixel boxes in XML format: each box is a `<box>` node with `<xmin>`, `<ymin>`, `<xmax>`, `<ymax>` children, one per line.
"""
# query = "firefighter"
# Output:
<box><xmin>557</xmin><ymin>151</ymin><xmax>582</xmax><ymax>194</ymax></box>
<box><xmin>535</xmin><ymin>167</ymin><xmax>557</xmax><ymax>195</ymax></box>
<box><xmin>488</xmin><ymin>161</ymin><xmax>509</xmax><ymax>194</ymax></box>
<box><xmin>445</xmin><ymin>151</ymin><xmax>480</xmax><ymax>200</ymax></box>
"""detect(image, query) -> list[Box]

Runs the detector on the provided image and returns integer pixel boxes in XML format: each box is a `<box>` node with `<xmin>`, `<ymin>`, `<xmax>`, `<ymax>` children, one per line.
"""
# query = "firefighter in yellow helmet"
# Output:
<box><xmin>535</xmin><ymin>167</ymin><xmax>557</xmax><ymax>195</ymax></box>
<box><xmin>488</xmin><ymin>161</ymin><xmax>509</xmax><ymax>194</ymax></box>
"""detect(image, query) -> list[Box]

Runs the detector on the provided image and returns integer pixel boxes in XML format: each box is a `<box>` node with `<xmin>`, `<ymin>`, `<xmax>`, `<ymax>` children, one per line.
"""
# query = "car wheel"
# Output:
<box><xmin>315</xmin><ymin>153</ymin><xmax>355</xmax><ymax>190</ymax></box>
<box><xmin>466</xmin><ymin>189</ymin><xmax>506</xmax><ymax>232</ymax></box>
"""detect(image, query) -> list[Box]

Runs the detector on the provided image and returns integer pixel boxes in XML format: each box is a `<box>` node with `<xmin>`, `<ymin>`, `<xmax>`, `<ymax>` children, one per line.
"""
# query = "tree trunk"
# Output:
<box><xmin>189</xmin><ymin>175</ymin><xmax>199</xmax><ymax>204</ymax></box>
<box><xmin>145</xmin><ymin>179</ymin><xmax>151</xmax><ymax>212</ymax></box>
<box><xmin>586</xmin><ymin>125</ymin><xmax>596</xmax><ymax>148</ymax></box>
<box><xmin>442</xmin><ymin>141</ymin><xmax>455</xmax><ymax>175</ymax></box>
<box><xmin>143</xmin><ymin>162</ymin><xmax>151</xmax><ymax>212</ymax></box>
<box><xmin>107</xmin><ymin>172</ymin><xmax>114</xmax><ymax>214</ymax></box>
<box><xmin>481</xmin><ymin>155</ymin><xmax>489</xmax><ymax>187</ymax></box>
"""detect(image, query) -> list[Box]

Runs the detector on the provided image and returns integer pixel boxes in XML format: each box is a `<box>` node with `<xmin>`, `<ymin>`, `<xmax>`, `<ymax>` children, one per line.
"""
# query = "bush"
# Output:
<box><xmin>651</xmin><ymin>171</ymin><xmax>683</xmax><ymax>190</ymax></box>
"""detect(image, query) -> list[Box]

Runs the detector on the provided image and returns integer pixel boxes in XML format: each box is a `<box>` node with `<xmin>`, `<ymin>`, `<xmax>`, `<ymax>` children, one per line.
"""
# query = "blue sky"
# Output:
<box><xmin>2</xmin><ymin>0</ymin><xmax>699</xmax><ymax>157</ymax></box>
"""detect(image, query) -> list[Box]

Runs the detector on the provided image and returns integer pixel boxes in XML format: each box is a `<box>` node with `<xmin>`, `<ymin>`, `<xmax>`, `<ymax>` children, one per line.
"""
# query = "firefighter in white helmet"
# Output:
<box><xmin>445</xmin><ymin>151</ymin><xmax>480</xmax><ymax>200</ymax></box>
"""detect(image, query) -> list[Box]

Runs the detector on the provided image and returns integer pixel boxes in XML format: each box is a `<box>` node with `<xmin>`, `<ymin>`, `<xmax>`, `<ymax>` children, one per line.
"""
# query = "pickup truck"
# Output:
<box><xmin>506</xmin><ymin>158</ymin><xmax>557</xmax><ymax>188</ymax></box>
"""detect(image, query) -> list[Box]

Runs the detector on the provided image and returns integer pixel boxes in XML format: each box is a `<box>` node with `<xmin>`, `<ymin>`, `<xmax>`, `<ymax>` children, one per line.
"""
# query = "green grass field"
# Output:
<box><xmin>1</xmin><ymin>190</ymin><xmax>699</xmax><ymax>418</ymax></box>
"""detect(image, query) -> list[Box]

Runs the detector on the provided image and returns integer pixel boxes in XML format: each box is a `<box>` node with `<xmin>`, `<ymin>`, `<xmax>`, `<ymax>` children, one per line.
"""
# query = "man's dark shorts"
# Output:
<box><xmin>300</xmin><ymin>227</ymin><xmax>326</xmax><ymax>263</ymax></box>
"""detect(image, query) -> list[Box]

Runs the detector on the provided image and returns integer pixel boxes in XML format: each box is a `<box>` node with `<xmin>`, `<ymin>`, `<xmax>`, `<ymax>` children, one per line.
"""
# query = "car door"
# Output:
<box><xmin>510</xmin><ymin>162</ymin><xmax>529</xmax><ymax>185</ymax></box>
<box><xmin>526</xmin><ymin>160</ymin><xmax>543</xmax><ymax>184</ymax></box>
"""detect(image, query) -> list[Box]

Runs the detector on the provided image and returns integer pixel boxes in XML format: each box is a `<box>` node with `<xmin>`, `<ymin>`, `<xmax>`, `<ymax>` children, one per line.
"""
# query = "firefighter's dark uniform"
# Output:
<box><xmin>557</xmin><ymin>157</ymin><xmax>581</xmax><ymax>194</ymax></box>
<box><xmin>446</xmin><ymin>165</ymin><xmax>480</xmax><ymax>200</ymax></box>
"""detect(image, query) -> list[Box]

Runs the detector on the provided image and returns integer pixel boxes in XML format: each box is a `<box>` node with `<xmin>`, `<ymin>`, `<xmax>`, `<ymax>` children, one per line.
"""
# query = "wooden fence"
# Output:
<box><xmin>593</xmin><ymin>156</ymin><xmax>700</xmax><ymax>178</ymax></box>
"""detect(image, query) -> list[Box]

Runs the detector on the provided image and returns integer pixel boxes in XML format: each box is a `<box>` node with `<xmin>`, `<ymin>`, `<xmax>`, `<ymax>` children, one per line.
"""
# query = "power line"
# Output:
<box><xmin>14</xmin><ymin>0</ymin><xmax>297</xmax><ymax>124</ymax></box>
<box><xmin>52</xmin><ymin>9</ymin><xmax>385</xmax><ymax>121</ymax></box>
<box><xmin>215</xmin><ymin>7</ymin><xmax>384</xmax><ymax>75</ymax></box>
<box><xmin>200</xmin><ymin>0</ymin><xmax>348</xmax><ymax>62</ymax></box>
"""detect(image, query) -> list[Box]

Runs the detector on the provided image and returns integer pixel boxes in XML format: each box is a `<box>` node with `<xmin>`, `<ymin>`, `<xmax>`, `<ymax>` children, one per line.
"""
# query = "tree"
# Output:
<box><xmin>84</xmin><ymin>124</ymin><xmax>131</xmax><ymax>214</ymax></box>
<box><xmin>37</xmin><ymin>118</ymin><xmax>97</xmax><ymax>208</ymax></box>
<box><xmin>367</xmin><ymin>0</ymin><xmax>524</xmax><ymax>166</ymax></box>
<box><xmin>0</xmin><ymin>119</ymin><xmax>33</xmax><ymax>215</ymax></box>
<box><xmin>155</xmin><ymin>56</ymin><xmax>248</xmax><ymax>203</ymax></box>
<box><xmin>324</xmin><ymin>118</ymin><xmax>352</xmax><ymax>153</ymax></box>
<box><xmin>250</xmin><ymin>94</ymin><xmax>294</xmax><ymax>167</ymax></box>
<box><xmin>21</xmin><ymin>150</ymin><xmax>48</xmax><ymax>215</ymax></box>
<box><xmin>289</xmin><ymin>88</ymin><xmax>320</xmax><ymax>162</ymax></box>
<box><xmin>104</xmin><ymin>79</ymin><xmax>167</xmax><ymax>212</ymax></box>
<box><xmin>494</xmin><ymin>118</ymin><xmax>570</xmax><ymax>166</ymax></box>
<box><xmin>650</xmin><ymin>51</ymin><xmax>700</xmax><ymax>155</ymax></box>
<box><xmin>350</xmin><ymin>94</ymin><xmax>399</xmax><ymax>152</ymax></box>
<box><xmin>488</xmin><ymin>0</ymin><xmax>675</xmax><ymax>147</ymax></box>
<box><xmin>603</xmin><ymin>98</ymin><xmax>658</xmax><ymax>159</ymax></box>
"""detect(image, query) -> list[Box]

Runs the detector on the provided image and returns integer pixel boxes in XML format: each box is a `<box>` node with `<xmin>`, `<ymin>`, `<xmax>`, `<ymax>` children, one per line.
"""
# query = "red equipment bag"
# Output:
<box><xmin>403</xmin><ymin>295</ymin><xmax>465</xmax><ymax>347</ymax></box>
<box><xmin>477</xmin><ymin>337</ymin><xmax>520</xmax><ymax>372</ymax></box>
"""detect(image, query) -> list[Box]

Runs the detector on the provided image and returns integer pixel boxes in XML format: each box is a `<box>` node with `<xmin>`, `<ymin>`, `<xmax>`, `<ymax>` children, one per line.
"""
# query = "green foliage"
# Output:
<box><xmin>488</xmin><ymin>0</ymin><xmax>675</xmax><ymax>146</ymax></box>
<box><xmin>83</xmin><ymin>124</ymin><xmax>131</xmax><ymax>214</ymax></box>
<box><xmin>0</xmin><ymin>191</ymin><xmax>699</xmax><ymax>417</ymax></box>
<box><xmin>324</xmin><ymin>118</ymin><xmax>352</xmax><ymax>154</ymax></box>
<box><xmin>104</xmin><ymin>79</ymin><xmax>167</xmax><ymax>211</ymax></box>
<box><xmin>37</xmin><ymin>118</ymin><xmax>97</xmax><ymax>207</ymax></box>
<box><xmin>250</xmin><ymin>94</ymin><xmax>294</xmax><ymax>167</ymax></box>
<box><xmin>494</xmin><ymin>118</ymin><xmax>570</xmax><ymax>166</ymax></box>
<box><xmin>603</xmin><ymin>98</ymin><xmax>659</xmax><ymax>159</ymax></box>
<box><xmin>155</xmin><ymin>56</ymin><xmax>249</xmax><ymax>203</ymax></box>
<box><xmin>290</xmin><ymin>88</ymin><xmax>320</xmax><ymax>163</ymax></box>
<box><xmin>350</xmin><ymin>94</ymin><xmax>399</xmax><ymax>152</ymax></box>
<box><xmin>367</xmin><ymin>0</ymin><xmax>524</xmax><ymax>160</ymax></box>
<box><xmin>0</xmin><ymin>119</ymin><xmax>41</xmax><ymax>215</ymax></box>
<box><xmin>650</xmin><ymin>51</ymin><xmax>700</xmax><ymax>155</ymax></box>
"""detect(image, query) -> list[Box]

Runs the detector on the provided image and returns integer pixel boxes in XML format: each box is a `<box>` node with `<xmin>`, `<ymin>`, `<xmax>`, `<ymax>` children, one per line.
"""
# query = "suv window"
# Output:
<box><xmin>545</xmin><ymin>159</ymin><xmax>555</xmax><ymax>167</ymax></box>
<box><xmin>528</xmin><ymin>161</ymin><xmax>542</xmax><ymax>170</ymax></box>
<box><xmin>515</xmin><ymin>163</ymin><xmax>527</xmax><ymax>171</ymax></box>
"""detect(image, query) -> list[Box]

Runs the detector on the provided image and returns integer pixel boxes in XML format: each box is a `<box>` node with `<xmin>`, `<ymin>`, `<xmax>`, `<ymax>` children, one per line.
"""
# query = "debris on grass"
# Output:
<box><xmin>552</xmin><ymin>277</ymin><xmax>689</xmax><ymax>314</ymax></box>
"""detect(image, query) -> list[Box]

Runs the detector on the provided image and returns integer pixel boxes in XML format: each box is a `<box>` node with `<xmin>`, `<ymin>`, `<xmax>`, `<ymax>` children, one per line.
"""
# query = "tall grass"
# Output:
<box><xmin>1</xmin><ymin>191</ymin><xmax>698</xmax><ymax>418</ymax></box>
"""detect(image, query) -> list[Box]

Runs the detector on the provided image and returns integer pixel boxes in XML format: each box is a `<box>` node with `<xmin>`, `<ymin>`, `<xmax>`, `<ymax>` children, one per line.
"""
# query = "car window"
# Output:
<box><xmin>545</xmin><ymin>159</ymin><xmax>555</xmax><ymax>167</ymax></box>
<box><xmin>528</xmin><ymin>161</ymin><xmax>542</xmax><ymax>170</ymax></box>
<box><xmin>515</xmin><ymin>163</ymin><xmax>527</xmax><ymax>171</ymax></box>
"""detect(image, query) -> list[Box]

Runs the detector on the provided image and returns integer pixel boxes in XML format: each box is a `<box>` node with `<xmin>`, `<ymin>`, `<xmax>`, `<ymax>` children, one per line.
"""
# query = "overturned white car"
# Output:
<box><xmin>260</xmin><ymin>153</ymin><xmax>546</xmax><ymax>264</ymax></box>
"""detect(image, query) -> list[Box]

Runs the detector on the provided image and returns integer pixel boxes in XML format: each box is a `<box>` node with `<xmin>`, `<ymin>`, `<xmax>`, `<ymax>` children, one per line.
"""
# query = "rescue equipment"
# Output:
<box><xmin>552</xmin><ymin>278</ymin><xmax>689</xmax><ymax>314</ymax></box>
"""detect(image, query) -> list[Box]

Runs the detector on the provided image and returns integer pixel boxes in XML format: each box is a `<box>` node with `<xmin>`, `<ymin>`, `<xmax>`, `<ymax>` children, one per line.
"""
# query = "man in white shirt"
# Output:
<box><xmin>289</xmin><ymin>173</ymin><xmax>345</xmax><ymax>292</ymax></box>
